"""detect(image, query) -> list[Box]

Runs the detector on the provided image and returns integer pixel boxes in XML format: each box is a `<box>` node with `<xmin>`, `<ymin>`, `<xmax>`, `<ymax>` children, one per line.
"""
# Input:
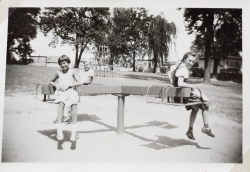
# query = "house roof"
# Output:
<box><xmin>226</xmin><ymin>56</ymin><xmax>242</xmax><ymax>60</ymax></box>
<box><xmin>199</xmin><ymin>55</ymin><xmax>242</xmax><ymax>60</ymax></box>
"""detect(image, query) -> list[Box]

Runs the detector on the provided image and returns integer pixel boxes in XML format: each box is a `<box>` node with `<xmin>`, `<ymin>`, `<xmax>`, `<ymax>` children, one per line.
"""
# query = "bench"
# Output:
<box><xmin>37</xmin><ymin>85</ymin><xmax>193</xmax><ymax>134</ymax></box>
<box><xmin>147</xmin><ymin>85</ymin><xmax>192</xmax><ymax>105</ymax></box>
<box><xmin>36</xmin><ymin>84</ymin><xmax>56</xmax><ymax>101</ymax></box>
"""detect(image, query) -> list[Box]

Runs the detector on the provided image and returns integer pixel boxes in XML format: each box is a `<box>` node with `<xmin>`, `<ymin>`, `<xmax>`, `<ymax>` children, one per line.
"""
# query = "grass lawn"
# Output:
<box><xmin>4</xmin><ymin>64</ymin><xmax>242</xmax><ymax>123</ymax></box>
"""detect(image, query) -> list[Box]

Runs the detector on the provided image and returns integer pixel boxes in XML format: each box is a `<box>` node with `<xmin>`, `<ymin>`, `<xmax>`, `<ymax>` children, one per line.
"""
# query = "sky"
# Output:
<box><xmin>29</xmin><ymin>7</ymin><xmax>195</xmax><ymax>63</ymax></box>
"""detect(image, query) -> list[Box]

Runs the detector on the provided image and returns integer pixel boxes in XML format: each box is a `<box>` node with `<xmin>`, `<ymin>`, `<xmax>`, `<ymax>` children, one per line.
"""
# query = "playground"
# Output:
<box><xmin>2</xmin><ymin>65</ymin><xmax>242</xmax><ymax>163</ymax></box>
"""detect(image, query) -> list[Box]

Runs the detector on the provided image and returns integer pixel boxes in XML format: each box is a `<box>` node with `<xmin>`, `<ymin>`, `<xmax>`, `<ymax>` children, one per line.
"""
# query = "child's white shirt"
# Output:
<box><xmin>175</xmin><ymin>63</ymin><xmax>189</xmax><ymax>79</ymax></box>
<box><xmin>78</xmin><ymin>69</ymin><xmax>94</xmax><ymax>83</ymax></box>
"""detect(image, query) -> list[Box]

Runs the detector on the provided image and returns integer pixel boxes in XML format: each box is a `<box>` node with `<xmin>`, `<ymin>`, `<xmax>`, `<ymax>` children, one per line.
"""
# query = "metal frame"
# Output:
<box><xmin>146</xmin><ymin>85</ymin><xmax>169</xmax><ymax>104</ymax></box>
<box><xmin>36</xmin><ymin>84</ymin><xmax>54</xmax><ymax>101</ymax></box>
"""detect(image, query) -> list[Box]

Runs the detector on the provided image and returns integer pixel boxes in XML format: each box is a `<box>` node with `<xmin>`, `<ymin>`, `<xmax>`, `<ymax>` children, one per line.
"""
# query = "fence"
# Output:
<box><xmin>94</xmin><ymin>69</ymin><xmax>116</xmax><ymax>78</ymax></box>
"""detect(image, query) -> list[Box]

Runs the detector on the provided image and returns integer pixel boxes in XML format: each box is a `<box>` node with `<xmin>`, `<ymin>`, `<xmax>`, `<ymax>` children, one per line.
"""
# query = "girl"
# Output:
<box><xmin>49</xmin><ymin>55</ymin><xmax>82</xmax><ymax>142</ymax></box>
<box><xmin>168</xmin><ymin>52</ymin><xmax>215</xmax><ymax>140</ymax></box>
<box><xmin>61</xmin><ymin>60</ymin><xmax>95</xmax><ymax>123</ymax></box>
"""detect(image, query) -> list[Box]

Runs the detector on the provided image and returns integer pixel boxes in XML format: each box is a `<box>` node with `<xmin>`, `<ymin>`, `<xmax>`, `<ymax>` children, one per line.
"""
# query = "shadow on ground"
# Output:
<box><xmin>37</xmin><ymin>129</ymin><xmax>78</xmax><ymax>150</ymax></box>
<box><xmin>38</xmin><ymin>116</ymin><xmax>209</xmax><ymax>150</ymax></box>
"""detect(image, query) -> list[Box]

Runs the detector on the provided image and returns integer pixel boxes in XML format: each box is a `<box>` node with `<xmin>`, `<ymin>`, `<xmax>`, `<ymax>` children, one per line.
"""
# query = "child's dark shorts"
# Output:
<box><xmin>185</xmin><ymin>103</ymin><xmax>209</xmax><ymax>111</ymax></box>
<box><xmin>173</xmin><ymin>97</ymin><xmax>209</xmax><ymax>111</ymax></box>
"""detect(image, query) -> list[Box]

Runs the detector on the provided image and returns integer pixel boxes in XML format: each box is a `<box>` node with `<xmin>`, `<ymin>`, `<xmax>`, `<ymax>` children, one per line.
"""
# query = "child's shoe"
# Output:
<box><xmin>63</xmin><ymin>116</ymin><xmax>71</xmax><ymax>123</ymax></box>
<box><xmin>186</xmin><ymin>130</ymin><xmax>195</xmax><ymax>140</ymax></box>
<box><xmin>201</xmin><ymin>127</ymin><xmax>215</xmax><ymax>137</ymax></box>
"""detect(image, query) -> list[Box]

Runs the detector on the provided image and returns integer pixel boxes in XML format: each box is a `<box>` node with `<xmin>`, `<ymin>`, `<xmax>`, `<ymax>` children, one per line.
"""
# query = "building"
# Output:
<box><xmin>30</xmin><ymin>56</ymin><xmax>60</xmax><ymax>67</ymax></box>
<box><xmin>196</xmin><ymin>55</ymin><xmax>242</xmax><ymax>74</ymax></box>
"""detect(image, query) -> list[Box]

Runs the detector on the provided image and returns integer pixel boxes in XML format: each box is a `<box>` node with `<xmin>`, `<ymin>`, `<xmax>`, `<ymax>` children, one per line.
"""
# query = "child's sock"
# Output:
<box><xmin>57</xmin><ymin>123</ymin><xmax>63</xmax><ymax>136</ymax></box>
<box><xmin>188</xmin><ymin>126</ymin><xmax>193</xmax><ymax>131</ymax></box>
<box><xmin>204</xmin><ymin>124</ymin><xmax>209</xmax><ymax>128</ymax></box>
<box><xmin>71</xmin><ymin>124</ymin><xmax>77</xmax><ymax>137</ymax></box>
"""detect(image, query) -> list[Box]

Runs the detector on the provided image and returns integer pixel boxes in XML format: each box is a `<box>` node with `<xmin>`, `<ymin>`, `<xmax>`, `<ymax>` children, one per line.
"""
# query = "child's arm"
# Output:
<box><xmin>49</xmin><ymin>72</ymin><xmax>61</xmax><ymax>91</ymax></box>
<box><xmin>167</xmin><ymin>70</ymin><xmax>173</xmax><ymax>84</ymax></box>
<box><xmin>177</xmin><ymin>77</ymin><xmax>197</xmax><ymax>90</ymax></box>
<box><xmin>82</xmin><ymin>76</ymin><xmax>93</xmax><ymax>85</ymax></box>
<box><xmin>168</xmin><ymin>66</ymin><xmax>175</xmax><ymax>85</ymax></box>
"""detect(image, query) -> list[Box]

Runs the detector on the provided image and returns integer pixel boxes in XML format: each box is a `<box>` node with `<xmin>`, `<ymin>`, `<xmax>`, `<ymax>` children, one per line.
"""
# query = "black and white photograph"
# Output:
<box><xmin>0</xmin><ymin>0</ymin><xmax>249</xmax><ymax>171</ymax></box>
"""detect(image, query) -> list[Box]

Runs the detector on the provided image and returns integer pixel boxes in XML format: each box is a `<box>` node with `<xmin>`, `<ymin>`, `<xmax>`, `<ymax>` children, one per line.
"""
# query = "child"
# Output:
<box><xmin>78</xmin><ymin>60</ymin><xmax>94</xmax><ymax>85</ymax></box>
<box><xmin>49</xmin><ymin>55</ymin><xmax>82</xmax><ymax>142</ymax></box>
<box><xmin>60</xmin><ymin>60</ymin><xmax>94</xmax><ymax>123</ymax></box>
<box><xmin>168</xmin><ymin>52</ymin><xmax>215</xmax><ymax>140</ymax></box>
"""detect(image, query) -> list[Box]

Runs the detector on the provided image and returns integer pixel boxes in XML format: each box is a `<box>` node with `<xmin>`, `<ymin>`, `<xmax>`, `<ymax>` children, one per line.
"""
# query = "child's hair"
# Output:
<box><xmin>83</xmin><ymin>60</ymin><xmax>91</xmax><ymax>65</ymax></box>
<box><xmin>171</xmin><ymin>52</ymin><xmax>196</xmax><ymax>86</ymax></box>
<box><xmin>58</xmin><ymin>55</ymin><xmax>71</xmax><ymax>64</ymax></box>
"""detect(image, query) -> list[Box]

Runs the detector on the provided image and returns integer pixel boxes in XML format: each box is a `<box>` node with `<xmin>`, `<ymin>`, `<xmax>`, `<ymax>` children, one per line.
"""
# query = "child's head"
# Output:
<box><xmin>171</xmin><ymin>52</ymin><xmax>196</xmax><ymax>84</ymax></box>
<box><xmin>58</xmin><ymin>55</ymin><xmax>71</xmax><ymax>65</ymax></box>
<box><xmin>181</xmin><ymin>52</ymin><xmax>196</xmax><ymax>69</ymax></box>
<box><xmin>58</xmin><ymin>55</ymin><xmax>71</xmax><ymax>71</ymax></box>
<box><xmin>83</xmin><ymin>60</ymin><xmax>91</xmax><ymax>71</ymax></box>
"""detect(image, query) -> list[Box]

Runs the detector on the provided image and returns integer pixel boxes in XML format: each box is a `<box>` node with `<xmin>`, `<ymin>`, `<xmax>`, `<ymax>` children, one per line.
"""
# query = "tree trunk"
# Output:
<box><xmin>203</xmin><ymin>11</ymin><xmax>214</xmax><ymax>85</ymax></box>
<box><xmin>109</xmin><ymin>54</ymin><xmax>114</xmax><ymax>70</ymax></box>
<box><xmin>212</xmin><ymin>57</ymin><xmax>220</xmax><ymax>79</ymax></box>
<box><xmin>6</xmin><ymin>46</ymin><xmax>13</xmax><ymax>64</ymax></box>
<box><xmin>74</xmin><ymin>42</ymin><xmax>88</xmax><ymax>68</ymax></box>
<box><xmin>75</xmin><ymin>48</ymin><xmax>84</xmax><ymax>68</ymax></box>
<box><xmin>74</xmin><ymin>44</ymin><xmax>79</xmax><ymax>68</ymax></box>
<box><xmin>153</xmin><ymin>51</ymin><xmax>158</xmax><ymax>73</ymax></box>
<box><xmin>132</xmin><ymin>50</ymin><xmax>136</xmax><ymax>72</ymax></box>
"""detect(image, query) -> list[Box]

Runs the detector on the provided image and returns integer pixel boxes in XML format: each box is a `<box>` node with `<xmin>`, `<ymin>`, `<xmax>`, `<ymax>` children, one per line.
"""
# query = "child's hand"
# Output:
<box><xmin>62</xmin><ymin>84</ymin><xmax>71</xmax><ymax>91</ymax></box>
<box><xmin>191</xmin><ymin>86</ymin><xmax>198</xmax><ymax>91</ymax></box>
<box><xmin>56</xmin><ymin>85</ymin><xmax>63</xmax><ymax>91</ymax></box>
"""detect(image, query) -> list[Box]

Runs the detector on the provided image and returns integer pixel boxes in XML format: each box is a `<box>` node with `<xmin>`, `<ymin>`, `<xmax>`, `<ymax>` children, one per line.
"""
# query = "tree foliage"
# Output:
<box><xmin>109</xmin><ymin>8</ymin><xmax>150</xmax><ymax>71</ymax></box>
<box><xmin>183</xmin><ymin>8</ymin><xmax>242</xmax><ymax>83</ymax></box>
<box><xmin>106</xmin><ymin>8</ymin><xmax>176</xmax><ymax>73</ymax></box>
<box><xmin>39</xmin><ymin>7</ymin><xmax>110</xmax><ymax>68</ymax></box>
<box><xmin>7</xmin><ymin>8</ymin><xmax>40</xmax><ymax>64</ymax></box>
<box><xmin>148</xmin><ymin>14</ymin><xmax>176</xmax><ymax>72</ymax></box>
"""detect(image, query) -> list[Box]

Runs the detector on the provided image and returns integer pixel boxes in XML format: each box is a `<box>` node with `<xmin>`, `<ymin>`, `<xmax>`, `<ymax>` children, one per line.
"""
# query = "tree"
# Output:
<box><xmin>7</xmin><ymin>8</ymin><xmax>40</xmax><ymax>64</ymax></box>
<box><xmin>148</xmin><ymin>14</ymin><xmax>176</xmax><ymax>73</ymax></box>
<box><xmin>39</xmin><ymin>7</ymin><xmax>110</xmax><ymax>68</ymax></box>
<box><xmin>111</xmin><ymin>8</ymin><xmax>150</xmax><ymax>71</ymax></box>
<box><xmin>184</xmin><ymin>8</ymin><xmax>214</xmax><ymax>84</ymax></box>
<box><xmin>183</xmin><ymin>8</ymin><xmax>242</xmax><ymax>84</ymax></box>
<box><xmin>212</xmin><ymin>9</ymin><xmax>242</xmax><ymax>77</ymax></box>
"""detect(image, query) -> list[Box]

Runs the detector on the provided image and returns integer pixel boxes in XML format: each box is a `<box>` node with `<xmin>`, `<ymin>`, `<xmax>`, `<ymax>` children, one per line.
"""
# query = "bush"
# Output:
<box><xmin>144</xmin><ymin>67</ymin><xmax>153</xmax><ymax>73</ymax></box>
<box><xmin>217</xmin><ymin>73</ymin><xmax>242</xmax><ymax>83</ymax></box>
<box><xmin>136</xmin><ymin>66</ymin><xmax>144</xmax><ymax>72</ymax></box>
<box><xmin>190</xmin><ymin>67</ymin><xmax>204</xmax><ymax>78</ymax></box>
<box><xmin>160</xmin><ymin>67</ymin><xmax>167</xmax><ymax>74</ymax></box>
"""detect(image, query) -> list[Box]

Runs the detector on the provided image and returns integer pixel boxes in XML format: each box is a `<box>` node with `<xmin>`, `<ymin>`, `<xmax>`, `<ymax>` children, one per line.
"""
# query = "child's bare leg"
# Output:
<box><xmin>62</xmin><ymin>106</ymin><xmax>72</xmax><ymax>123</ymax></box>
<box><xmin>70</xmin><ymin>104</ymin><xmax>78</xmax><ymax>141</ymax></box>
<box><xmin>186</xmin><ymin>106</ymin><xmax>199</xmax><ymax>140</ymax></box>
<box><xmin>68</xmin><ymin>106</ymin><xmax>71</xmax><ymax>116</ymax></box>
<box><xmin>189</xmin><ymin>106</ymin><xmax>199</xmax><ymax>129</ymax></box>
<box><xmin>57</xmin><ymin>102</ymin><xmax>65</xmax><ymax>140</ymax></box>
<box><xmin>71</xmin><ymin>104</ymin><xmax>77</xmax><ymax>124</ymax></box>
<box><xmin>57</xmin><ymin>102</ymin><xmax>65</xmax><ymax>123</ymax></box>
<box><xmin>201</xmin><ymin>109</ymin><xmax>209</xmax><ymax>127</ymax></box>
<box><xmin>201</xmin><ymin>109</ymin><xmax>215</xmax><ymax>137</ymax></box>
